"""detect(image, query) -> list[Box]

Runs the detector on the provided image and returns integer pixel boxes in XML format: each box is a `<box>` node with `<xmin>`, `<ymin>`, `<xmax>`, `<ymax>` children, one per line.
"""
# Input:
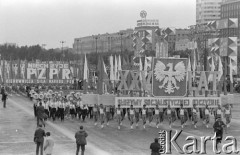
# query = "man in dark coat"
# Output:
<box><xmin>75</xmin><ymin>126</ymin><xmax>88</xmax><ymax>155</ymax></box>
<box><xmin>37</xmin><ymin>102</ymin><xmax>45</xmax><ymax>127</ymax></box>
<box><xmin>150</xmin><ymin>138</ymin><xmax>161</xmax><ymax>155</ymax></box>
<box><xmin>34</xmin><ymin>124</ymin><xmax>45</xmax><ymax>155</ymax></box>
<box><xmin>2</xmin><ymin>92</ymin><xmax>7</xmax><ymax>108</ymax></box>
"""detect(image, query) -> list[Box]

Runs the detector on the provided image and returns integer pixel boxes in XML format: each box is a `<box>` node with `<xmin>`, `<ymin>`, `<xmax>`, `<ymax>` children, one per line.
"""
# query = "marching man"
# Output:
<box><xmin>129</xmin><ymin>105</ymin><xmax>135</xmax><ymax>129</ymax></box>
<box><xmin>224</xmin><ymin>104</ymin><xmax>232</xmax><ymax>134</ymax></box>
<box><xmin>179</xmin><ymin>104</ymin><xmax>187</xmax><ymax>129</ymax></box>
<box><xmin>99</xmin><ymin>104</ymin><xmax>105</xmax><ymax>129</ymax></box>
<box><xmin>105</xmin><ymin>105</ymin><xmax>111</xmax><ymax>126</ymax></box>
<box><xmin>142</xmin><ymin>105</ymin><xmax>147</xmax><ymax>129</ymax></box>
<box><xmin>165</xmin><ymin>105</ymin><xmax>173</xmax><ymax>128</ymax></box>
<box><xmin>155</xmin><ymin>105</ymin><xmax>160</xmax><ymax>128</ymax></box>
<box><xmin>135</xmin><ymin>107</ymin><xmax>140</xmax><ymax>127</ymax></box>
<box><xmin>93</xmin><ymin>104</ymin><xmax>98</xmax><ymax>126</ymax></box>
<box><xmin>192</xmin><ymin>104</ymin><xmax>198</xmax><ymax>128</ymax></box>
<box><xmin>204</xmin><ymin>105</ymin><xmax>210</xmax><ymax>128</ymax></box>
<box><xmin>116</xmin><ymin>104</ymin><xmax>122</xmax><ymax>130</ymax></box>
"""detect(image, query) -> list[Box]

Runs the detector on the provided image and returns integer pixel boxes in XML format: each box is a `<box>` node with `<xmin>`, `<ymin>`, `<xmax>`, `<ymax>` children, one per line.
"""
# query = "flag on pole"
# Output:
<box><xmin>208</xmin><ymin>57</ymin><xmax>215</xmax><ymax>82</ymax></box>
<box><xmin>218</xmin><ymin>56</ymin><xmax>223</xmax><ymax>81</ymax></box>
<box><xmin>118</xmin><ymin>55</ymin><xmax>122</xmax><ymax>71</ymax></box>
<box><xmin>144</xmin><ymin>56</ymin><xmax>148</xmax><ymax>78</ymax></box>
<box><xmin>187</xmin><ymin>57</ymin><xmax>191</xmax><ymax>81</ymax></box>
<box><xmin>109</xmin><ymin>55</ymin><xmax>114</xmax><ymax>82</ymax></box>
<box><xmin>139</xmin><ymin>57</ymin><xmax>143</xmax><ymax>80</ymax></box>
<box><xmin>114</xmin><ymin>55</ymin><xmax>118</xmax><ymax>81</ymax></box>
<box><xmin>83</xmin><ymin>54</ymin><xmax>89</xmax><ymax>82</ymax></box>
<box><xmin>229</xmin><ymin>57</ymin><xmax>233</xmax><ymax>83</ymax></box>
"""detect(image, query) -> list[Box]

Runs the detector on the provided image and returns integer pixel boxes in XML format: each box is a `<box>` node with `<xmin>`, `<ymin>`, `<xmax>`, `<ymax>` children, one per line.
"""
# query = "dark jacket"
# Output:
<box><xmin>75</xmin><ymin>129</ymin><xmax>88</xmax><ymax>145</ymax></box>
<box><xmin>150</xmin><ymin>142</ymin><xmax>161</xmax><ymax>155</ymax></box>
<box><xmin>34</xmin><ymin>127</ymin><xmax>45</xmax><ymax>143</ymax></box>
<box><xmin>37</xmin><ymin>105</ymin><xmax>45</xmax><ymax>118</ymax></box>
<box><xmin>2</xmin><ymin>93</ymin><xmax>7</xmax><ymax>101</ymax></box>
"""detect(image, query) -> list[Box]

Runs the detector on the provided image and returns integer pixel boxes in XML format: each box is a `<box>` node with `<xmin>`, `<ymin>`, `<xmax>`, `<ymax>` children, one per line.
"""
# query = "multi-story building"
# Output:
<box><xmin>174</xmin><ymin>29</ymin><xmax>191</xmax><ymax>51</ymax></box>
<box><xmin>196</xmin><ymin>0</ymin><xmax>222</xmax><ymax>25</ymax></box>
<box><xmin>73</xmin><ymin>29</ymin><xmax>133</xmax><ymax>54</ymax></box>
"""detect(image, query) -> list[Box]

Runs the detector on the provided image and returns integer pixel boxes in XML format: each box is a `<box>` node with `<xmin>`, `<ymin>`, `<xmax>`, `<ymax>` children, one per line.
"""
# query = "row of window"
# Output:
<box><xmin>221</xmin><ymin>3</ymin><xmax>240</xmax><ymax>11</ymax></box>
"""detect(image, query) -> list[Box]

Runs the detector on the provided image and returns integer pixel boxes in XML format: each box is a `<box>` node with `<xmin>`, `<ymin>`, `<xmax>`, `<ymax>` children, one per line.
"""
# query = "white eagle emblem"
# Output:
<box><xmin>154</xmin><ymin>61</ymin><xmax>186</xmax><ymax>94</ymax></box>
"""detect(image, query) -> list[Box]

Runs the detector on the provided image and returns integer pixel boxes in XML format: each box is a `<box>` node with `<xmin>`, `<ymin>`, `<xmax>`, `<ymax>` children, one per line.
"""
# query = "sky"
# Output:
<box><xmin>0</xmin><ymin>0</ymin><xmax>196</xmax><ymax>49</ymax></box>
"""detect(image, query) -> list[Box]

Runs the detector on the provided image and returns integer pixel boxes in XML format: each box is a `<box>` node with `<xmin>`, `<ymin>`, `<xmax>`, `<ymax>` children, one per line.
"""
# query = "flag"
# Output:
<box><xmin>83</xmin><ymin>54</ymin><xmax>89</xmax><ymax>82</ymax></box>
<box><xmin>208</xmin><ymin>57</ymin><xmax>215</xmax><ymax>82</ymax></box>
<box><xmin>192</xmin><ymin>49</ymin><xmax>196</xmax><ymax>78</ymax></box>
<box><xmin>109</xmin><ymin>55</ymin><xmax>114</xmax><ymax>82</ymax></box>
<box><xmin>97</xmin><ymin>56</ymin><xmax>103</xmax><ymax>94</ymax></box>
<box><xmin>118</xmin><ymin>55</ymin><xmax>122</xmax><ymax>71</ymax></box>
<box><xmin>218</xmin><ymin>56</ymin><xmax>223</xmax><ymax>81</ymax></box>
<box><xmin>187</xmin><ymin>57</ymin><xmax>191</xmax><ymax>81</ymax></box>
<box><xmin>139</xmin><ymin>57</ymin><xmax>143</xmax><ymax>80</ymax></box>
<box><xmin>144</xmin><ymin>56</ymin><xmax>148</xmax><ymax>78</ymax></box>
<box><xmin>114</xmin><ymin>55</ymin><xmax>118</xmax><ymax>81</ymax></box>
<box><xmin>229</xmin><ymin>57</ymin><xmax>233</xmax><ymax>83</ymax></box>
<box><xmin>102</xmin><ymin>58</ymin><xmax>109</xmax><ymax>93</ymax></box>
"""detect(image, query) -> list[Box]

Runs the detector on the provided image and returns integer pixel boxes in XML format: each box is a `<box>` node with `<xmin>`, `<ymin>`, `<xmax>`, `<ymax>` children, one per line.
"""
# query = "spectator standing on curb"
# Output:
<box><xmin>2</xmin><ymin>91</ymin><xmax>8</xmax><ymax>108</ymax></box>
<box><xmin>75</xmin><ymin>126</ymin><xmax>88</xmax><ymax>155</ymax></box>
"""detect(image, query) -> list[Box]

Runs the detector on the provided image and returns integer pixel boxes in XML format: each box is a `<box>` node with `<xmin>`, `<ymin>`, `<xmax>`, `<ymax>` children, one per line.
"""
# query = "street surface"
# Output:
<box><xmin>1</xmin><ymin>94</ymin><xmax>240</xmax><ymax>155</ymax></box>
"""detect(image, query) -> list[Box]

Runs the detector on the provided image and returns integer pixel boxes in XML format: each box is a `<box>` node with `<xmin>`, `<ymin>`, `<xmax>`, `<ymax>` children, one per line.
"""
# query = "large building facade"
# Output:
<box><xmin>73</xmin><ymin>29</ymin><xmax>133</xmax><ymax>54</ymax></box>
<box><xmin>196</xmin><ymin>0</ymin><xmax>222</xmax><ymax>24</ymax></box>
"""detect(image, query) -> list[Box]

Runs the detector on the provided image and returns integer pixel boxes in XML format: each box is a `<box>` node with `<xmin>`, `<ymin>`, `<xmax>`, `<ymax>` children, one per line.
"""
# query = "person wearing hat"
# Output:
<box><xmin>75</xmin><ymin>126</ymin><xmax>88</xmax><ymax>155</ymax></box>
<box><xmin>150</xmin><ymin>138</ymin><xmax>161</xmax><ymax>155</ymax></box>
<box><xmin>213</xmin><ymin>117</ymin><xmax>226</xmax><ymax>151</ymax></box>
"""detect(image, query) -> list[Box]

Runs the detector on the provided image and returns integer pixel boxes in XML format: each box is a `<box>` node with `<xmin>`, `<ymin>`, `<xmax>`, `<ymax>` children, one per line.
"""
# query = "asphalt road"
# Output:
<box><xmin>1</xmin><ymin>94</ymin><xmax>240</xmax><ymax>155</ymax></box>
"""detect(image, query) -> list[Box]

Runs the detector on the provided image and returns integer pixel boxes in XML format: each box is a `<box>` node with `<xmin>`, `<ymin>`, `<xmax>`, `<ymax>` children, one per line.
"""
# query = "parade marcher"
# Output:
<box><xmin>204</xmin><ymin>105</ymin><xmax>210</xmax><ymax>128</ymax></box>
<box><xmin>165</xmin><ymin>105</ymin><xmax>173</xmax><ymax>128</ymax></box>
<box><xmin>135</xmin><ymin>107</ymin><xmax>140</xmax><ymax>127</ymax></box>
<box><xmin>99</xmin><ymin>104</ymin><xmax>105</xmax><ymax>128</ymax></box>
<box><xmin>148</xmin><ymin>107</ymin><xmax>153</xmax><ymax>126</ymax></box>
<box><xmin>59</xmin><ymin>98</ymin><xmax>65</xmax><ymax>122</ymax></box>
<box><xmin>213</xmin><ymin>117</ymin><xmax>226</xmax><ymax>151</ymax></box>
<box><xmin>116</xmin><ymin>104</ymin><xmax>122</xmax><ymax>130</ymax></box>
<box><xmin>70</xmin><ymin>102</ymin><xmax>76</xmax><ymax>120</ymax></box>
<box><xmin>110</xmin><ymin>105</ymin><xmax>115</xmax><ymax>120</ymax></box>
<box><xmin>216</xmin><ymin>104</ymin><xmax>223</xmax><ymax>121</ymax></box>
<box><xmin>82</xmin><ymin>105</ymin><xmax>88</xmax><ymax>122</ymax></box>
<box><xmin>37</xmin><ymin>101</ymin><xmax>45</xmax><ymax>127</ymax></box>
<box><xmin>75</xmin><ymin>126</ymin><xmax>88</xmax><ymax>155</ymax></box>
<box><xmin>2</xmin><ymin>91</ymin><xmax>8</xmax><ymax>108</ymax></box>
<box><xmin>65</xmin><ymin>99</ymin><xmax>70</xmax><ymax>120</ymax></box>
<box><xmin>76</xmin><ymin>100</ymin><xmax>81</xmax><ymax>120</ymax></box>
<box><xmin>179</xmin><ymin>104</ymin><xmax>187</xmax><ymax>129</ymax></box>
<box><xmin>142</xmin><ymin>105</ymin><xmax>147</xmax><ymax>129</ymax></box>
<box><xmin>105</xmin><ymin>105</ymin><xmax>111</xmax><ymax>126</ymax></box>
<box><xmin>154</xmin><ymin>105</ymin><xmax>160</xmax><ymax>128</ymax></box>
<box><xmin>44</xmin><ymin>132</ymin><xmax>54</xmax><ymax>155</ymax></box>
<box><xmin>129</xmin><ymin>105</ymin><xmax>135</xmax><ymax>129</ymax></box>
<box><xmin>93</xmin><ymin>104</ymin><xmax>98</xmax><ymax>126</ymax></box>
<box><xmin>224</xmin><ymin>104</ymin><xmax>232</xmax><ymax>133</ymax></box>
<box><xmin>43</xmin><ymin>99</ymin><xmax>49</xmax><ymax>121</ymax></box>
<box><xmin>34</xmin><ymin>124</ymin><xmax>45</xmax><ymax>155</ymax></box>
<box><xmin>150</xmin><ymin>138</ymin><xmax>161</xmax><ymax>155</ymax></box>
<box><xmin>33</xmin><ymin>94</ymin><xmax>39</xmax><ymax>117</ymax></box>
<box><xmin>50</xmin><ymin>98</ymin><xmax>57</xmax><ymax>122</ymax></box>
<box><xmin>192</xmin><ymin>104</ymin><xmax>198</xmax><ymax>128</ymax></box>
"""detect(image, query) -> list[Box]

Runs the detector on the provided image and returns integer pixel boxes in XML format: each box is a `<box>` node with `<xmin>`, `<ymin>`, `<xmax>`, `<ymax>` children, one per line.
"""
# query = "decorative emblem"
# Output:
<box><xmin>140</xmin><ymin>10</ymin><xmax>147</xmax><ymax>18</ymax></box>
<box><xmin>154</xmin><ymin>60</ymin><xmax>186</xmax><ymax>94</ymax></box>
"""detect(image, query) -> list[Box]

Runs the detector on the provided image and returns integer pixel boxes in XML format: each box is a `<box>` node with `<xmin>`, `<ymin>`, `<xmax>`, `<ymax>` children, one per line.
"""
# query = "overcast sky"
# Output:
<box><xmin>0</xmin><ymin>0</ymin><xmax>195</xmax><ymax>49</ymax></box>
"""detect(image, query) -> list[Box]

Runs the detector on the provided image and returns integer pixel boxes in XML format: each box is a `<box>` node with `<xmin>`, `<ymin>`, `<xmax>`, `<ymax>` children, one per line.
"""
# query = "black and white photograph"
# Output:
<box><xmin>0</xmin><ymin>0</ymin><xmax>240</xmax><ymax>154</ymax></box>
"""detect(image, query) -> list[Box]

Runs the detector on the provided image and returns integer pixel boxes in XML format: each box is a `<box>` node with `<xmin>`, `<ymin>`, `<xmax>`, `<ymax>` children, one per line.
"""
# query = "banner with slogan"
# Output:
<box><xmin>115</xmin><ymin>97</ymin><xmax>221</xmax><ymax>108</ymax></box>
<box><xmin>0</xmin><ymin>61</ymin><xmax>82</xmax><ymax>84</ymax></box>
<box><xmin>99</xmin><ymin>94</ymin><xmax>115</xmax><ymax>106</ymax></box>
<box><xmin>82</xmin><ymin>94</ymin><xmax>116</xmax><ymax>106</ymax></box>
